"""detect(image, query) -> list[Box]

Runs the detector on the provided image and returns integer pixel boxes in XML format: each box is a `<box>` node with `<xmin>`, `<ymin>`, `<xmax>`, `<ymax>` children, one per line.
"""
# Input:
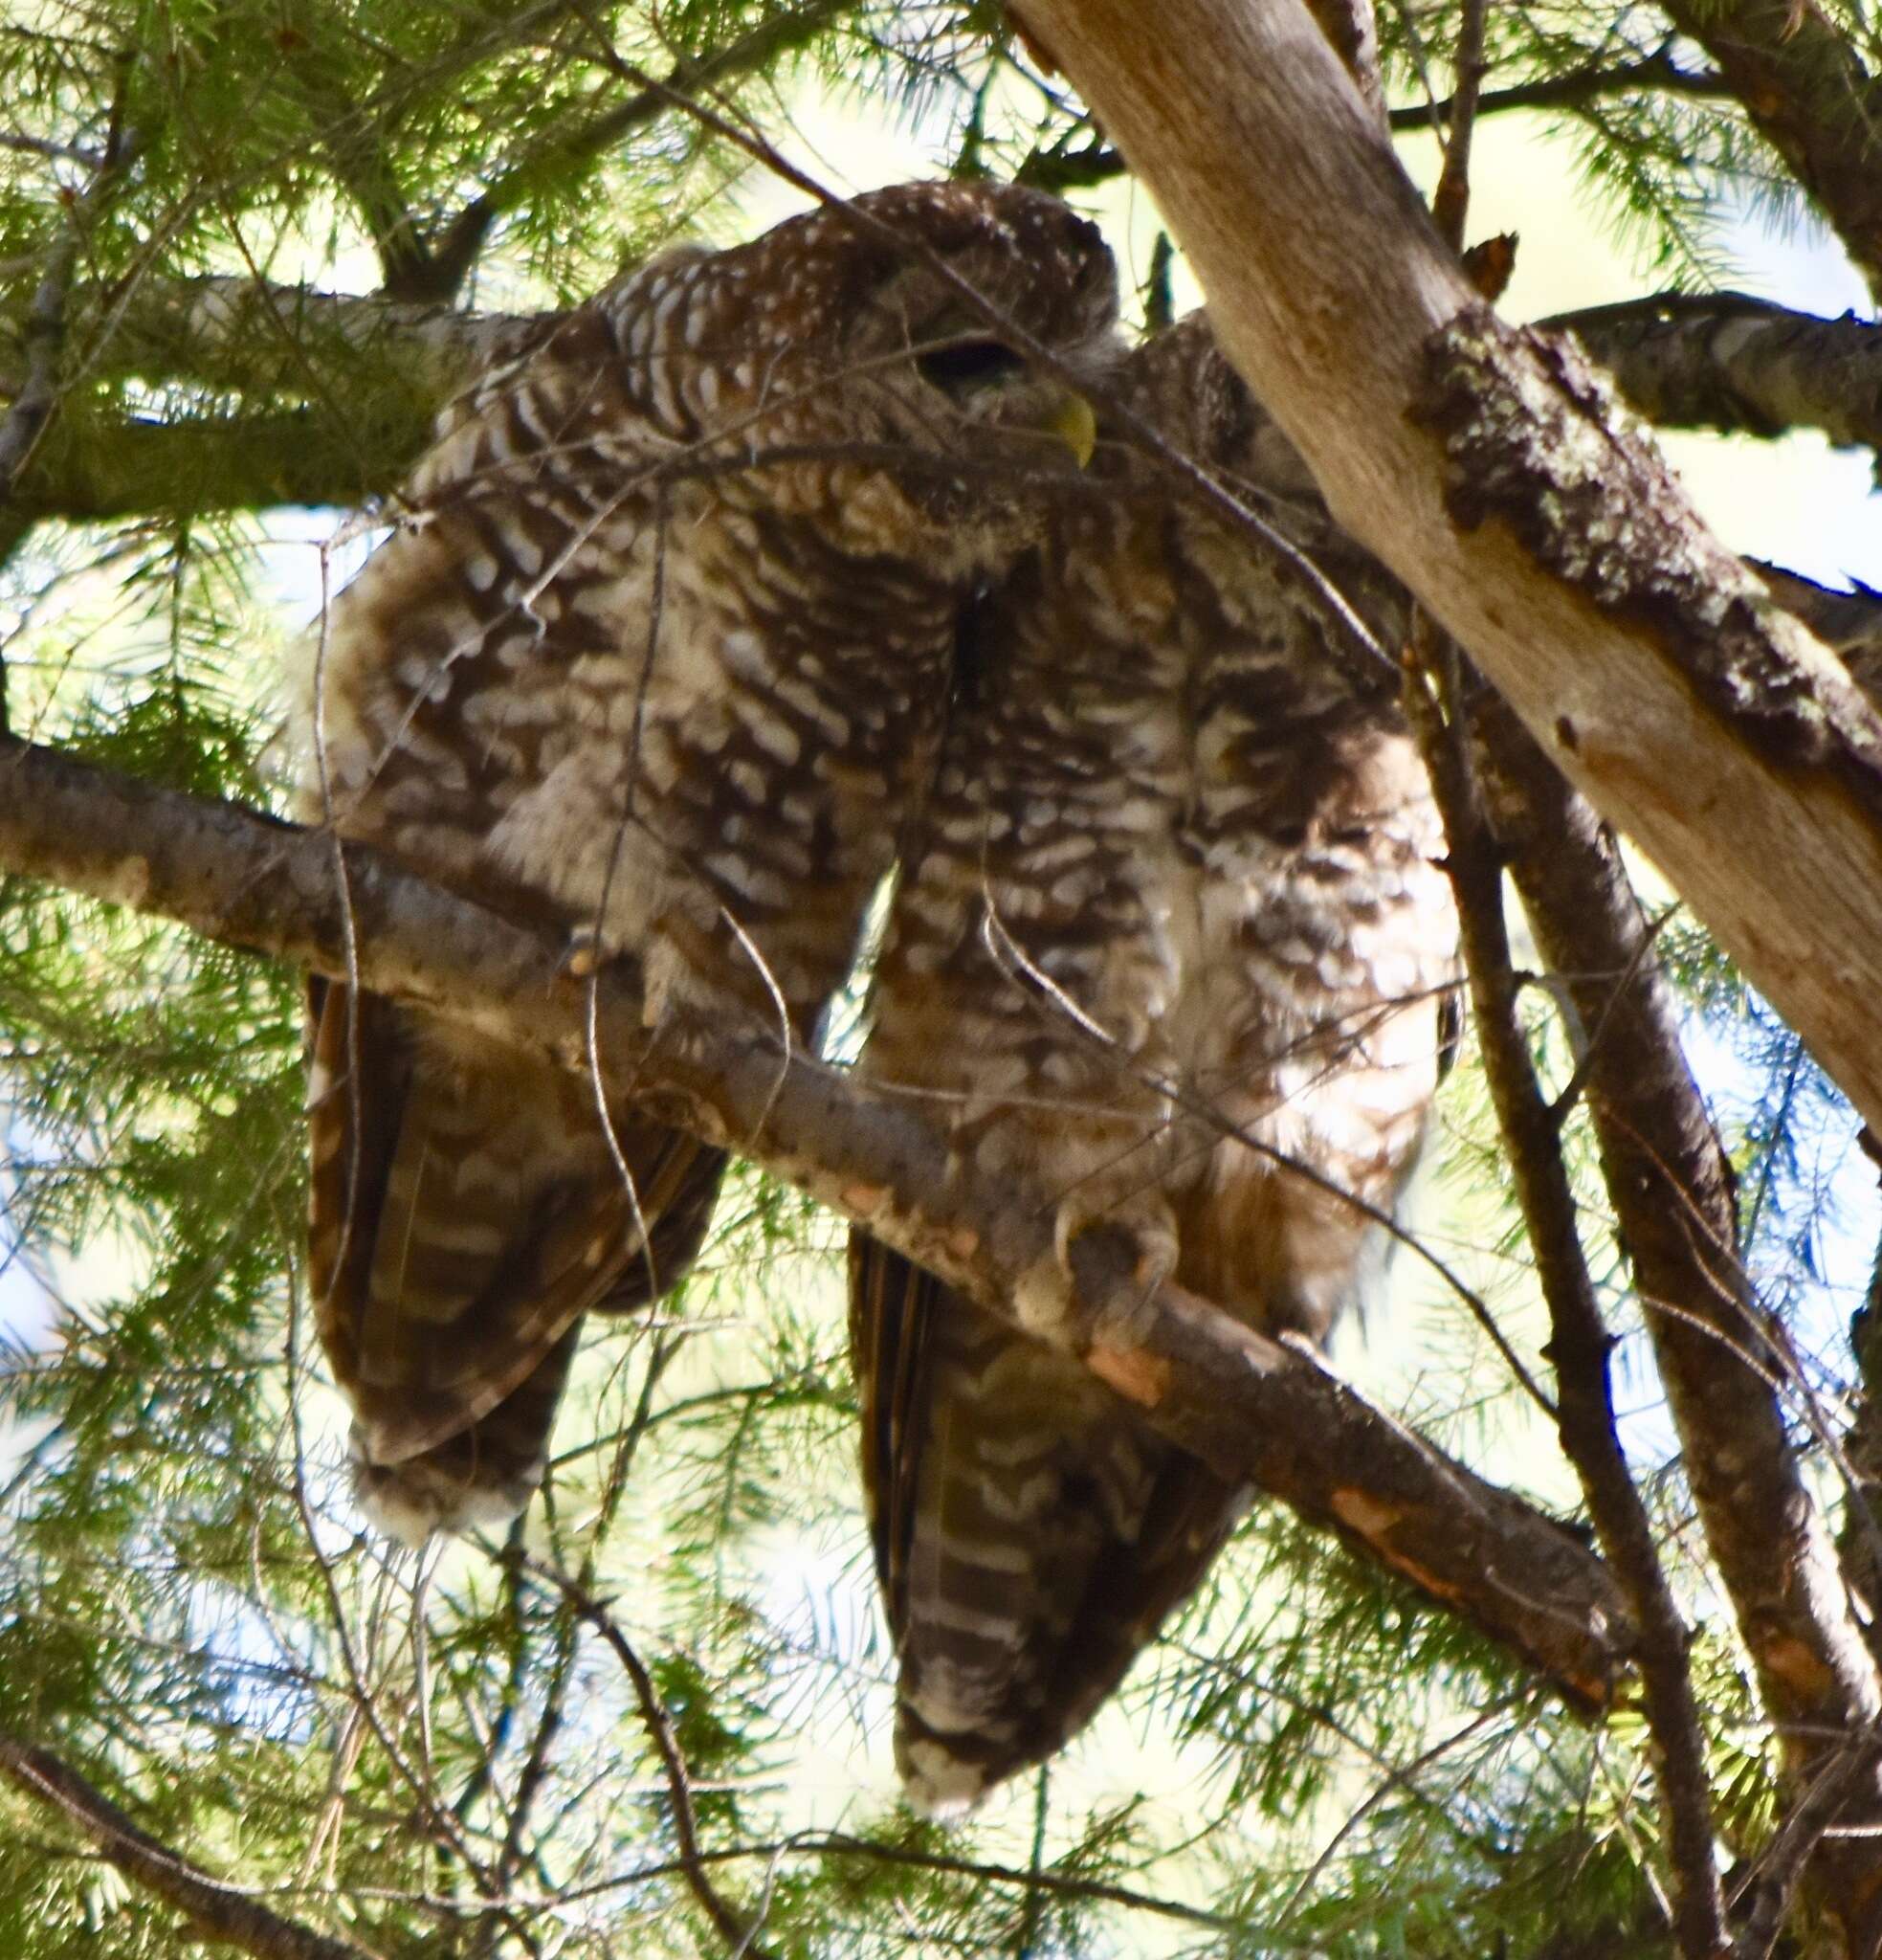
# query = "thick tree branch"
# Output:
<box><xmin>1474</xmin><ymin>693</ymin><xmax>1882</xmax><ymax>1946</ymax></box>
<box><xmin>0</xmin><ymin>1728</ymin><xmax>380</xmax><ymax>1960</ymax></box>
<box><xmin>0</xmin><ymin>732</ymin><xmax>1635</xmax><ymax>1709</ymax></box>
<box><xmin>1013</xmin><ymin>0</ymin><xmax>1882</xmax><ymax>1149</ymax></box>
<box><xmin>14</xmin><ymin>406</ymin><xmax>434</xmax><ymax>521</ymax></box>
<box><xmin>1557</xmin><ymin>292</ymin><xmax>1882</xmax><ymax>458</ymax></box>
<box><xmin>7</xmin><ymin>266</ymin><xmax>1879</xmax><ymax>533</ymax></box>
<box><xmin>0</xmin><ymin>273</ymin><xmax>544</xmax><ymax>430</ymax></box>
<box><xmin>1648</xmin><ymin>0</ymin><xmax>1882</xmax><ymax>301</ymax></box>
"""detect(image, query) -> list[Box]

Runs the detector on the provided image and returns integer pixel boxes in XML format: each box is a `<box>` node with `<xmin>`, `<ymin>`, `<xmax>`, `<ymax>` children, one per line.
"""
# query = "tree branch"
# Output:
<box><xmin>1557</xmin><ymin>291</ymin><xmax>1882</xmax><ymax>458</ymax></box>
<box><xmin>0</xmin><ymin>731</ymin><xmax>1635</xmax><ymax>1710</ymax></box>
<box><xmin>416</xmin><ymin>0</ymin><xmax>848</xmax><ymax>301</ymax></box>
<box><xmin>1011</xmin><ymin>0</ymin><xmax>1882</xmax><ymax>1153</ymax></box>
<box><xmin>1648</xmin><ymin>0</ymin><xmax>1882</xmax><ymax>301</ymax></box>
<box><xmin>1472</xmin><ymin>691</ymin><xmax>1882</xmax><ymax>1944</ymax></box>
<box><xmin>1016</xmin><ymin>49</ymin><xmax>1737</xmax><ymax>191</ymax></box>
<box><xmin>0</xmin><ymin>271</ymin><xmax>545</xmax><ymax>419</ymax></box>
<box><xmin>8</xmin><ymin>266</ymin><xmax>1880</xmax><ymax>535</ymax></box>
<box><xmin>0</xmin><ymin>1727</ymin><xmax>381</xmax><ymax>1960</ymax></box>
<box><xmin>517</xmin><ymin>1557</ymin><xmax>778</xmax><ymax>1960</ymax></box>
<box><xmin>1389</xmin><ymin>45</ymin><xmax>1736</xmax><ymax>133</ymax></box>
<box><xmin>1407</xmin><ymin>652</ymin><xmax>1730</xmax><ymax>1957</ymax></box>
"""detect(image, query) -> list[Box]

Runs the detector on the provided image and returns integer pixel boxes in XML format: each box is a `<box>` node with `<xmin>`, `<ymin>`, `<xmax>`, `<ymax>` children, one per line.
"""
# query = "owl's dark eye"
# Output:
<box><xmin>917</xmin><ymin>338</ymin><xmax>1027</xmax><ymax>393</ymax></box>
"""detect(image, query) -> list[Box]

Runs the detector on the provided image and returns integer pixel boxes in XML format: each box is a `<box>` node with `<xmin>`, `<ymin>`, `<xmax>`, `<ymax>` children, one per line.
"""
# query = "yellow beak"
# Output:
<box><xmin>1043</xmin><ymin>391</ymin><xmax>1098</xmax><ymax>468</ymax></box>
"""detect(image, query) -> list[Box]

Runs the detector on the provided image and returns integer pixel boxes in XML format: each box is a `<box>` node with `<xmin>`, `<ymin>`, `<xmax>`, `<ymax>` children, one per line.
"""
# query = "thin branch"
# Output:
<box><xmin>1388</xmin><ymin>45</ymin><xmax>1734</xmax><ymax>133</ymax></box>
<box><xmin>1428</xmin><ymin>0</ymin><xmax>1487</xmax><ymax>251</ymax></box>
<box><xmin>0</xmin><ymin>113</ymin><xmax>141</xmax><ymax>507</ymax></box>
<box><xmin>0</xmin><ymin>732</ymin><xmax>1636</xmax><ymax>1708</ymax></box>
<box><xmin>1471</xmin><ymin>688</ymin><xmax>1882</xmax><ymax>1928</ymax></box>
<box><xmin>1016</xmin><ymin>50</ymin><xmax>1736</xmax><ymax>189</ymax></box>
<box><xmin>418</xmin><ymin>0</ymin><xmax>848</xmax><ymax>301</ymax></box>
<box><xmin>0</xmin><ymin>1728</ymin><xmax>381</xmax><ymax>1960</ymax></box>
<box><xmin>1406</xmin><ymin>644</ymin><xmax>1730</xmax><ymax>1958</ymax></box>
<box><xmin>0</xmin><ymin>130</ymin><xmax>105</xmax><ymax>167</ymax></box>
<box><xmin>516</xmin><ymin>1555</ymin><xmax>777</xmax><ymax>1960</ymax></box>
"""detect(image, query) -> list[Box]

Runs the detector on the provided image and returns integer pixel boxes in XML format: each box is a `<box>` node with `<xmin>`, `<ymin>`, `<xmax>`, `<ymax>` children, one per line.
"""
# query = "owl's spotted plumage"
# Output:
<box><xmin>849</xmin><ymin>314</ymin><xmax>1460</xmax><ymax>1811</ymax></box>
<box><xmin>299</xmin><ymin>181</ymin><xmax>1118</xmax><ymax>1542</ymax></box>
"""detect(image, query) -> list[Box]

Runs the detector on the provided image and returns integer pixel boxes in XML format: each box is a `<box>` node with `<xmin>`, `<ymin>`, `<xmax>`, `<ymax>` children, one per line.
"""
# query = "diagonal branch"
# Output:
<box><xmin>1407</xmin><ymin>651</ymin><xmax>1730</xmax><ymax>1957</ymax></box>
<box><xmin>0</xmin><ymin>1728</ymin><xmax>381</xmax><ymax>1960</ymax></box>
<box><xmin>0</xmin><ymin>731</ymin><xmax>1635</xmax><ymax>1710</ymax></box>
<box><xmin>1650</xmin><ymin>0</ymin><xmax>1882</xmax><ymax>302</ymax></box>
<box><xmin>417</xmin><ymin>0</ymin><xmax>848</xmax><ymax>302</ymax></box>
<box><xmin>516</xmin><ymin>1555</ymin><xmax>778</xmax><ymax>1960</ymax></box>
<box><xmin>1472</xmin><ymin>690</ymin><xmax>1882</xmax><ymax>1942</ymax></box>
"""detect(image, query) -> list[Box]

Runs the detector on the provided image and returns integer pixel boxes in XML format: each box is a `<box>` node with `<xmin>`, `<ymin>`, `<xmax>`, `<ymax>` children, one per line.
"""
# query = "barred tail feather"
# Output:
<box><xmin>307</xmin><ymin>977</ymin><xmax>728</xmax><ymax>1538</ymax></box>
<box><xmin>850</xmin><ymin>1235</ymin><xmax>1244</xmax><ymax>1812</ymax></box>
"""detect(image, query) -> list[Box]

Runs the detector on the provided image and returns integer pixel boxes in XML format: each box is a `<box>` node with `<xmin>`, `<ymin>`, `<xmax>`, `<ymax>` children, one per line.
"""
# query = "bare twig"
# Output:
<box><xmin>514</xmin><ymin>1554</ymin><xmax>777</xmax><ymax>1959</ymax></box>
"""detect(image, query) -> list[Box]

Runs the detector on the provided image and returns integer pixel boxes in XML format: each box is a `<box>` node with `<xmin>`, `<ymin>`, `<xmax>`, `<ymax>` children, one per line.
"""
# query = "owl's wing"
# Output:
<box><xmin>851</xmin><ymin>1233</ymin><xmax>1244</xmax><ymax>1813</ymax></box>
<box><xmin>307</xmin><ymin>975</ymin><xmax>727</xmax><ymax>1538</ymax></box>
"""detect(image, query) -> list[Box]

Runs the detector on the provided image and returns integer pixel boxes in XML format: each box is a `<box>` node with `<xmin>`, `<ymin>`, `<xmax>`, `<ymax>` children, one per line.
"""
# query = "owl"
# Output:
<box><xmin>299</xmin><ymin>181</ymin><xmax>1118</xmax><ymax>1543</ymax></box>
<box><xmin>849</xmin><ymin>313</ymin><xmax>1460</xmax><ymax>1811</ymax></box>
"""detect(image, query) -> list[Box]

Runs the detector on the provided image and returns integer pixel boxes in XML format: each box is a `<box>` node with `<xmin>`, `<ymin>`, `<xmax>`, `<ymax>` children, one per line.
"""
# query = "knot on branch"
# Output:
<box><xmin>1413</xmin><ymin>304</ymin><xmax>1882</xmax><ymax>800</ymax></box>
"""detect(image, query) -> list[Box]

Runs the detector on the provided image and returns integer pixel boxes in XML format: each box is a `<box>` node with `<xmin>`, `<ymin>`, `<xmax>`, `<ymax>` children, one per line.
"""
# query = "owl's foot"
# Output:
<box><xmin>1011</xmin><ymin>1185</ymin><xmax>1178</xmax><ymax>1352</ymax></box>
<box><xmin>561</xmin><ymin>923</ymin><xmax>608</xmax><ymax>981</ymax></box>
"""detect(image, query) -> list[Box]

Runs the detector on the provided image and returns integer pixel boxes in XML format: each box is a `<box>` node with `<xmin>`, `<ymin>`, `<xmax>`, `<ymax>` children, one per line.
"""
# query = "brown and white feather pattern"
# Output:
<box><xmin>850</xmin><ymin>314</ymin><xmax>1459</xmax><ymax>1810</ymax></box>
<box><xmin>298</xmin><ymin>181</ymin><xmax>1118</xmax><ymax>1542</ymax></box>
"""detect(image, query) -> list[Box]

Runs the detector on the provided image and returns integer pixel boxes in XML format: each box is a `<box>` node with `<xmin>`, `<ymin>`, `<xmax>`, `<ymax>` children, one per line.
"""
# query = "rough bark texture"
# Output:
<box><xmin>1475</xmin><ymin>695</ymin><xmax>1882</xmax><ymax>1947</ymax></box>
<box><xmin>9</xmin><ymin>264</ymin><xmax>1881</xmax><ymax>527</ymax></box>
<box><xmin>1012</xmin><ymin>0</ymin><xmax>1882</xmax><ymax>1149</ymax></box>
<box><xmin>1561</xmin><ymin>292</ymin><xmax>1882</xmax><ymax>457</ymax></box>
<box><xmin>1414</xmin><ymin>678</ymin><xmax>1731</xmax><ymax>1957</ymax></box>
<box><xmin>0</xmin><ymin>732</ymin><xmax>1635</xmax><ymax>1707</ymax></box>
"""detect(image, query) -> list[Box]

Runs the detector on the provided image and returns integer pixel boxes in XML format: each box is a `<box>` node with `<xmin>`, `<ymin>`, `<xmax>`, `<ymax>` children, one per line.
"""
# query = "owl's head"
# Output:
<box><xmin>598</xmin><ymin>179</ymin><xmax>1121</xmax><ymax>567</ymax></box>
<box><xmin>1109</xmin><ymin>311</ymin><xmax>1414</xmax><ymax>689</ymax></box>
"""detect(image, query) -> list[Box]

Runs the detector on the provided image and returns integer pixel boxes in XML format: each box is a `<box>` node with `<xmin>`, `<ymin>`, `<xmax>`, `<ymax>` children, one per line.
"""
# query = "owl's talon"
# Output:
<box><xmin>561</xmin><ymin>926</ymin><xmax>603</xmax><ymax>982</ymax></box>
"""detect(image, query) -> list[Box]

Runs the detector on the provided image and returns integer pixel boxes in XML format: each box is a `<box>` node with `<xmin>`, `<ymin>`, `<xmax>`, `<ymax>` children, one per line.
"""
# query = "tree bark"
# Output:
<box><xmin>1010</xmin><ymin>0</ymin><xmax>1882</xmax><ymax>1150</ymax></box>
<box><xmin>1560</xmin><ymin>292</ymin><xmax>1882</xmax><ymax>457</ymax></box>
<box><xmin>0</xmin><ymin>1730</ymin><xmax>380</xmax><ymax>1960</ymax></box>
<box><xmin>1650</xmin><ymin>0</ymin><xmax>1882</xmax><ymax>301</ymax></box>
<box><xmin>0</xmin><ymin>732</ymin><xmax>1635</xmax><ymax>1709</ymax></box>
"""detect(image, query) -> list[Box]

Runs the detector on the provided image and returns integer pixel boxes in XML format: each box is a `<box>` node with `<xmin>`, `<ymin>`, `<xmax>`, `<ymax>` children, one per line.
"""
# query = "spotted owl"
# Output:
<box><xmin>849</xmin><ymin>313</ymin><xmax>1460</xmax><ymax>1811</ymax></box>
<box><xmin>298</xmin><ymin>181</ymin><xmax>1118</xmax><ymax>1544</ymax></box>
